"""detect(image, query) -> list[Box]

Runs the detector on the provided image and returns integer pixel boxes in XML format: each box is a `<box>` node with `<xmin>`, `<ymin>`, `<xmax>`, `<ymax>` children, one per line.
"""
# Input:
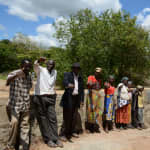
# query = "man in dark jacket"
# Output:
<box><xmin>60</xmin><ymin>62</ymin><xmax>84</xmax><ymax>142</ymax></box>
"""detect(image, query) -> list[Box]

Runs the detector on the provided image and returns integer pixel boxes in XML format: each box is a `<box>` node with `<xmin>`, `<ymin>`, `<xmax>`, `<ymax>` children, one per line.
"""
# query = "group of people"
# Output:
<box><xmin>4</xmin><ymin>57</ymin><xmax>146</xmax><ymax>150</ymax></box>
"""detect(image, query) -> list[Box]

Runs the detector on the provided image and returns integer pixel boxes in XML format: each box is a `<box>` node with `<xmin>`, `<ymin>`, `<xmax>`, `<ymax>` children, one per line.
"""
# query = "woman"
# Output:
<box><xmin>85</xmin><ymin>67</ymin><xmax>103</xmax><ymax>133</ymax></box>
<box><xmin>104</xmin><ymin>75</ymin><xmax>115</xmax><ymax>133</ymax></box>
<box><xmin>116</xmin><ymin>77</ymin><xmax>130</xmax><ymax>129</ymax></box>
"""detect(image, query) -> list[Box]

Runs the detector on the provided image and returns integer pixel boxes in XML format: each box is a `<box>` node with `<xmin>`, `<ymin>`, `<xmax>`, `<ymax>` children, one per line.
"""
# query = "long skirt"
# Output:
<box><xmin>104</xmin><ymin>95</ymin><xmax>114</xmax><ymax>121</ymax></box>
<box><xmin>86</xmin><ymin>89</ymin><xmax>103</xmax><ymax>130</ymax></box>
<box><xmin>116</xmin><ymin>104</ymin><xmax>129</xmax><ymax>124</ymax></box>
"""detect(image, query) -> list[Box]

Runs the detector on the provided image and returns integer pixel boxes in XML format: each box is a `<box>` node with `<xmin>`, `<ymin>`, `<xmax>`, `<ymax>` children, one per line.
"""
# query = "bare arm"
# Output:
<box><xmin>34</xmin><ymin>57</ymin><xmax>46</xmax><ymax>74</ymax></box>
<box><xmin>6</xmin><ymin>70</ymin><xmax>25</xmax><ymax>86</ymax></box>
<box><xmin>6</xmin><ymin>73</ymin><xmax>17</xmax><ymax>86</ymax></box>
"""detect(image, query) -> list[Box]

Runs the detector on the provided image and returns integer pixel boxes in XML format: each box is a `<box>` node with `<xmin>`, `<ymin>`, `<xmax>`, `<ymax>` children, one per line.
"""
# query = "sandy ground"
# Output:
<box><xmin>30</xmin><ymin>128</ymin><xmax>150</xmax><ymax>150</ymax></box>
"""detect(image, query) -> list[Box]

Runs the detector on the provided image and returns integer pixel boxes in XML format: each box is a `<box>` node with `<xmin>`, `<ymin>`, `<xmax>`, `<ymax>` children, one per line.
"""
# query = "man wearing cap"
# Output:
<box><xmin>60</xmin><ymin>62</ymin><xmax>84</xmax><ymax>141</ymax></box>
<box><xmin>33</xmin><ymin>57</ymin><xmax>63</xmax><ymax>148</ymax></box>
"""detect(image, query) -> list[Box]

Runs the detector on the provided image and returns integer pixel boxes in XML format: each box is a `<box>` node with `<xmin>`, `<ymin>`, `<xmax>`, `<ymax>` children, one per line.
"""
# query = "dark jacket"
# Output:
<box><xmin>60</xmin><ymin>72</ymin><xmax>84</xmax><ymax>108</ymax></box>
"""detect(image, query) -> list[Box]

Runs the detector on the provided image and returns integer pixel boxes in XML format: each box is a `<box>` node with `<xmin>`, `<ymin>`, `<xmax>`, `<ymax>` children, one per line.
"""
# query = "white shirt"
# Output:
<box><xmin>34</xmin><ymin>60</ymin><xmax>57</xmax><ymax>95</ymax></box>
<box><xmin>118</xmin><ymin>83</ymin><xmax>129</xmax><ymax>100</ymax></box>
<box><xmin>72</xmin><ymin>73</ymin><xmax>79</xmax><ymax>95</ymax></box>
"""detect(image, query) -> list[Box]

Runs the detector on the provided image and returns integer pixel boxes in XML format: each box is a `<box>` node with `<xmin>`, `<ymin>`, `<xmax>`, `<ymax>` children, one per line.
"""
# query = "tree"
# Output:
<box><xmin>54</xmin><ymin>9</ymin><xmax>150</xmax><ymax>84</ymax></box>
<box><xmin>0</xmin><ymin>40</ymin><xmax>18</xmax><ymax>72</ymax></box>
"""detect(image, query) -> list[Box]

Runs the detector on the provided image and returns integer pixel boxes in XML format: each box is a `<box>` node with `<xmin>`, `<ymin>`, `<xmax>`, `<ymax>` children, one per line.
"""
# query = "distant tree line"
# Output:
<box><xmin>1</xmin><ymin>9</ymin><xmax>150</xmax><ymax>86</ymax></box>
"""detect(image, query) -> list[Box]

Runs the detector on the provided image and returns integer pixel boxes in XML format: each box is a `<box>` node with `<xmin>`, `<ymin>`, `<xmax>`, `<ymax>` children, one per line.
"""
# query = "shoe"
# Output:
<box><xmin>141</xmin><ymin>124</ymin><xmax>147</xmax><ymax>129</ymax></box>
<box><xmin>72</xmin><ymin>133</ymin><xmax>79</xmax><ymax>138</ymax></box>
<box><xmin>95</xmin><ymin>129</ymin><xmax>101</xmax><ymax>133</ymax></box>
<box><xmin>56</xmin><ymin>140</ymin><xmax>64</xmax><ymax>148</ymax></box>
<box><xmin>104</xmin><ymin>128</ymin><xmax>109</xmax><ymax>134</ymax></box>
<box><xmin>47</xmin><ymin>141</ymin><xmax>57</xmax><ymax>148</ymax></box>
<box><xmin>67</xmin><ymin>138</ymin><xmax>74</xmax><ymax>143</ymax></box>
<box><xmin>127</xmin><ymin>124</ymin><xmax>134</xmax><ymax>129</ymax></box>
<box><xmin>119</xmin><ymin>126</ymin><xmax>124</xmax><ymax>130</ymax></box>
<box><xmin>60</xmin><ymin>136</ymin><xmax>67</xmax><ymax>142</ymax></box>
<box><xmin>137</xmin><ymin>126</ymin><xmax>142</xmax><ymax>130</ymax></box>
<box><xmin>104</xmin><ymin>130</ymin><xmax>109</xmax><ymax>133</ymax></box>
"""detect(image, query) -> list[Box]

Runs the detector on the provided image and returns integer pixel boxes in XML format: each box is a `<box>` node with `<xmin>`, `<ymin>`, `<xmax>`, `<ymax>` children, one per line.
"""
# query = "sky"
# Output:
<box><xmin>0</xmin><ymin>0</ymin><xmax>150</xmax><ymax>47</ymax></box>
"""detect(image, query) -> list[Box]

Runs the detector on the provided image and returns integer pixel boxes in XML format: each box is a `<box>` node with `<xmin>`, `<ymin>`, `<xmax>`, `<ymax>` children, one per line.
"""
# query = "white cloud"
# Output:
<box><xmin>0</xmin><ymin>24</ymin><xmax>5</xmax><ymax>31</ymax></box>
<box><xmin>28</xmin><ymin>17</ymin><xmax>70</xmax><ymax>48</ymax></box>
<box><xmin>8</xmin><ymin>6</ymin><xmax>38</xmax><ymax>21</ymax></box>
<box><xmin>137</xmin><ymin>8</ymin><xmax>150</xmax><ymax>30</ymax></box>
<box><xmin>0</xmin><ymin>0</ymin><xmax>122</xmax><ymax>21</ymax></box>
<box><xmin>28</xmin><ymin>23</ymin><xmax>58</xmax><ymax>48</ymax></box>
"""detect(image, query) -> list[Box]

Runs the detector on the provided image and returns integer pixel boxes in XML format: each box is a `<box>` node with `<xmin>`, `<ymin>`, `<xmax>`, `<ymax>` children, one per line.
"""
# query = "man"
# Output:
<box><xmin>60</xmin><ymin>62</ymin><xmax>84</xmax><ymax>142</ymax></box>
<box><xmin>5</xmin><ymin>59</ymin><xmax>32</xmax><ymax>150</ymax></box>
<box><xmin>33</xmin><ymin>57</ymin><xmax>63</xmax><ymax>148</ymax></box>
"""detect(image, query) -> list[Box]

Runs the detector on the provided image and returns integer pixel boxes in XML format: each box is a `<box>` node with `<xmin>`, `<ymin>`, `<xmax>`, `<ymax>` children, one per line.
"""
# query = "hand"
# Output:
<box><xmin>119</xmin><ymin>85</ymin><xmax>123</xmax><ymax>90</ymax></box>
<box><xmin>128</xmin><ymin>99</ymin><xmax>132</xmax><ymax>103</ymax></box>
<box><xmin>68</xmin><ymin>83</ymin><xmax>74</xmax><ymax>88</ymax></box>
<box><xmin>80</xmin><ymin>102</ymin><xmax>84</xmax><ymax>108</ymax></box>
<box><xmin>39</xmin><ymin>57</ymin><xmax>46</xmax><ymax>62</ymax></box>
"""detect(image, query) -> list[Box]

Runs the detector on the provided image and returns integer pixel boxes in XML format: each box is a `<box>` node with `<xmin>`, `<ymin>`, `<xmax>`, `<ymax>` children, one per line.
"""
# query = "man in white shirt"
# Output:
<box><xmin>33</xmin><ymin>57</ymin><xmax>63</xmax><ymax>148</ymax></box>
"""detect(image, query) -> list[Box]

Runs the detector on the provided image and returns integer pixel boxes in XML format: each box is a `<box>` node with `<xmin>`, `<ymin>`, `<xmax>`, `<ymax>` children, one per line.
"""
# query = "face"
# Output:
<box><xmin>72</xmin><ymin>67</ymin><xmax>80</xmax><ymax>75</ymax></box>
<box><xmin>46</xmin><ymin>60</ymin><xmax>55</xmax><ymax>71</ymax></box>
<box><xmin>123</xmin><ymin>80</ymin><xmax>128</xmax><ymax>85</ymax></box>
<box><xmin>22</xmin><ymin>61</ymin><xmax>32</xmax><ymax>74</ymax></box>
<box><xmin>139</xmin><ymin>88</ymin><xmax>144</xmax><ymax>92</ymax></box>
<box><xmin>128</xmin><ymin>83</ymin><xmax>132</xmax><ymax>88</ymax></box>
<box><xmin>109</xmin><ymin>78</ymin><xmax>114</xmax><ymax>84</ymax></box>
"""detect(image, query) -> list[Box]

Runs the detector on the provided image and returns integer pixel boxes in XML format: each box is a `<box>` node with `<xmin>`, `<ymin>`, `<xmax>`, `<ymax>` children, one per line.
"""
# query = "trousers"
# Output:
<box><xmin>63</xmin><ymin>95</ymin><xmax>80</xmax><ymax>139</ymax></box>
<box><xmin>7</xmin><ymin>110</ymin><xmax>30</xmax><ymax>150</ymax></box>
<box><xmin>33</xmin><ymin>95</ymin><xmax>59</xmax><ymax>143</ymax></box>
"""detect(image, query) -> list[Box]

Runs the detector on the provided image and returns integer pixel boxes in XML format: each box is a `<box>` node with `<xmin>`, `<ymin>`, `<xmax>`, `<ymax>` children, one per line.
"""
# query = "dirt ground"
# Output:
<box><xmin>30</xmin><ymin>128</ymin><xmax>150</xmax><ymax>150</ymax></box>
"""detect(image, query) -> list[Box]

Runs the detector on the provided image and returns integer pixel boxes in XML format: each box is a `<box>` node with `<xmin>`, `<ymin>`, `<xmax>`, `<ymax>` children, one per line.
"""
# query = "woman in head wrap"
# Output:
<box><xmin>85</xmin><ymin>67</ymin><xmax>103</xmax><ymax>133</ymax></box>
<box><xmin>103</xmin><ymin>75</ymin><xmax>115</xmax><ymax>133</ymax></box>
<box><xmin>116</xmin><ymin>77</ymin><xmax>130</xmax><ymax>129</ymax></box>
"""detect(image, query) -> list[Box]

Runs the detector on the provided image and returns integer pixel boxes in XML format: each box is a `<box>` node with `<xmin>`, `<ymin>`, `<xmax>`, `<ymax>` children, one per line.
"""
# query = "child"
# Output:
<box><xmin>132</xmin><ymin>85</ymin><xmax>146</xmax><ymax>129</ymax></box>
<box><xmin>127</xmin><ymin>81</ymin><xmax>134</xmax><ymax>128</ymax></box>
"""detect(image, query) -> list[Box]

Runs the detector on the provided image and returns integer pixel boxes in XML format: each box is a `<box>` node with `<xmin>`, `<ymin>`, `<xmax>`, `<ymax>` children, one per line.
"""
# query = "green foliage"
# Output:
<box><xmin>0</xmin><ymin>40</ymin><xmax>18</xmax><ymax>72</ymax></box>
<box><xmin>0</xmin><ymin>9</ymin><xmax>150</xmax><ymax>86</ymax></box>
<box><xmin>0</xmin><ymin>73</ymin><xmax>7</xmax><ymax>80</ymax></box>
<box><xmin>54</xmin><ymin>9</ymin><xmax>150</xmax><ymax>85</ymax></box>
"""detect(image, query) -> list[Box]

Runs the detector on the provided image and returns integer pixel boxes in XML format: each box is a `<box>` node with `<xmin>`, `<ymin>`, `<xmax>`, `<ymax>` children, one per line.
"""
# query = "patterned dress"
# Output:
<box><xmin>116</xmin><ymin>83</ymin><xmax>129</xmax><ymax>124</ymax></box>
<box><xmin>104</xmin><ymin>82</ymin><xmax>115</xmax><ymax>121</ymax></box>
<box><xmin>86</xmin><ymin>76</ymin><xmax>102</xmax><ymax>129</ymax></box>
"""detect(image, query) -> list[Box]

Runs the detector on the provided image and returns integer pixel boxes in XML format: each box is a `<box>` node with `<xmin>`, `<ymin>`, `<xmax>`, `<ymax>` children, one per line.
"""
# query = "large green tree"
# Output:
<box><xmin>54</xmin><ymin>9</ymin><xmax>150</xmax><ymax>84</ymax></box>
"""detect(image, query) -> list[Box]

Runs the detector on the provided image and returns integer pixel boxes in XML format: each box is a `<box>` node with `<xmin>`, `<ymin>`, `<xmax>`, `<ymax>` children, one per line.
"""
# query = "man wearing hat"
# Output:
<box><xmin>60</xmin><ymin>62</ymin><xmax>84</xmax><ymax>142</ymax></box>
